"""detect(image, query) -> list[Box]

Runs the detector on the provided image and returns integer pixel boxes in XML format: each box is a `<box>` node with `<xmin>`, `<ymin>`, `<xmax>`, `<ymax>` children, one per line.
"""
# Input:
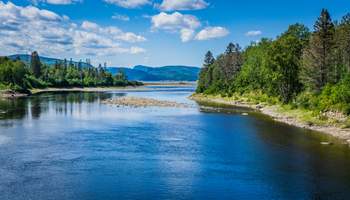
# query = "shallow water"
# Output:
<box><xmin>0</xmin><ymin>86</ymin><xmax>350</xmax><ymax>200</ymax></box>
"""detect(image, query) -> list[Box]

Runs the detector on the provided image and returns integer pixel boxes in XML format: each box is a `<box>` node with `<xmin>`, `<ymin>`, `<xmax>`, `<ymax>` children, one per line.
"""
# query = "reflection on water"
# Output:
<box><xmin>0</xmin><ymin>87</ymin><xmax>350</xmax><ymax>200</ymax></box>
<box><xmin>0</xmin><ymin>92</ymin><xmax>116</xmax><ymax>125</ymax></box>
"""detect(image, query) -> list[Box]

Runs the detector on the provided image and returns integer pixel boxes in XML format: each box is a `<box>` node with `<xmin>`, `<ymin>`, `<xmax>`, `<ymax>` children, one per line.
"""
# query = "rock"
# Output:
<box><xmin>242</xmin><ymin>113</ymin><xmax>248</xmax><ymax>116</ymax></box>
<box><xmin>320</xmin><ymin>142</ymin><xmax>333</xmax><ymax>145</ymax></box>
<box><xmin>256</xmin><ymin>105</ymin><xmax>263</xmax><ymax>109</ymax></box>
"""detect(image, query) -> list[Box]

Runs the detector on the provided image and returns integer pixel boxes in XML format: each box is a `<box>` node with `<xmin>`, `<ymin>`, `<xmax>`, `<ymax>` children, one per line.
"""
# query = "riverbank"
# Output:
<box><xmin>191</xmin><ymin>93</ymin><xmax>350</xmax><ymax>145</ymax></box>
<box><xmin>0</xmin><ymin>86</ymin><xmax>147</xmax><ymax>98</ymax></box>
<box><xmin>0</xmin><ymin>90</ymin><xmax>28</xmax><ymax>98</ymax></box>
<box><xmin>142</xmin><ymin>81</ymin><xmax>196</xmax><ymax>86</ymax></box>
<box><xmin>30</xmin><ymin>86</ymin><xmax>147</xmax><ymax>95</ymax></box>
<box><xmin>0</xmin><ymin>82</ymin><xmax>197</xmax><ymax>98</ymax></box>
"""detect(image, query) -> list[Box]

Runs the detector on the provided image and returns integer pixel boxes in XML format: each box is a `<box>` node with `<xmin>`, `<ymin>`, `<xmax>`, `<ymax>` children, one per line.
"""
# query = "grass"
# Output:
<box><xmin>0</xmin><ymin>83</ymin><xmax>10</xmax><ymax>90</ymax></box>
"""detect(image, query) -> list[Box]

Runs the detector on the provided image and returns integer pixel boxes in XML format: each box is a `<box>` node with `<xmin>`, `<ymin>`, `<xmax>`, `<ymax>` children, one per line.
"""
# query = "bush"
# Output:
<box><xmin>317</xmin><ymin>76</ymin><xmax>350</xmax><ymax>114</ymax></box>
<box><xmin>295</xmin><ymin>91</ymin><xmax>318</xmax><ymax>110</ymax></box>
<box><xmin>24</xmin><ymin>75</ymin><xmax>48</xmax><ymax>89</ymax></box>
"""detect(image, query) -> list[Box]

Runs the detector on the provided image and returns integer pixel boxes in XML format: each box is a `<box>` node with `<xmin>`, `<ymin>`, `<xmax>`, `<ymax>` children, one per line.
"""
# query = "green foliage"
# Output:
<box><xmin>232</xmin><ymin>39</ymin><xmax>273</xmax><ymax>94</ymax></box>
<box><xmin>268</xmin><ymin>24</ymin><xmax>308</xmax><ymax>103</ymax></box>
<box><xmin>0</xmin><ymin>57</ymin><xmax>28</xmax><ymax>91</ymax></box>
<box><xmin>196</xmin><ymin>9</ymin><xmax>350</xmax><ymax>116</ymax></box>
<box><xmin>24</xmin><ymin>75</ymin><xmax>48</xmax><ymax>89</ymax></box>
<box><xmin>197</xmin><ymin>43</ymin><xmax>243</xmax><ymax>94</ymax></box>
<box><xmin>301</xmin><ymin>9</ymin><xmax>335</xmax><ymax>91</ymax></box>
<box><xmin>317</xmin><ymin>75</ymin><xmax>350</xmax><ymax>114</ymax></box>
<box><xmin>196</xmin><ymin>51</ymin><xmax>215</xmax><ymax>93</ymax></box>
<box><xmin>0</xmin><ymin>52</ymin><xmax>141</xmax><ymax>93</ymax></box>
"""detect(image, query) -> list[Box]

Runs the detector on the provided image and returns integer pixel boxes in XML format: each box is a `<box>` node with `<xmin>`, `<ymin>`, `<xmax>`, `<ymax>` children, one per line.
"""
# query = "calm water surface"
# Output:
<box><xmin>1</xmin><ymin>86</ymin><xmax>350</xmax><ymax>200</ymax></box>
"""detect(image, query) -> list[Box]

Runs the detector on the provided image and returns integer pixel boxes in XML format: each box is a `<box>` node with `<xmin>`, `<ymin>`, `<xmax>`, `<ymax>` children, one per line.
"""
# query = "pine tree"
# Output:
<box><xmin>197</xmin><ymin>51</ymin><xmax>215</xmax><ymax>93</ymax></box>
<box><xmin>225</xmin><ymin>43</ymin><xmax>235</xmax><ymax>54</ymax></box>
<box><xmin>30</xmin><ymin>51</ymin><xmax>42</xmax><ymax>78</ymax></box>
<box><xmin>204</xmin><ymin>51</ymin><xmax>215</xmax><ymax>67</ymax></box>
<box><xmin>301</xmin><ymin>9</ymin><xmax>335</xmax><ymax>92</ymax></box>
<box><xmin>335</xmin><ymin>14</ymin><xmax>350</xmax><ymax>75</ymax></box>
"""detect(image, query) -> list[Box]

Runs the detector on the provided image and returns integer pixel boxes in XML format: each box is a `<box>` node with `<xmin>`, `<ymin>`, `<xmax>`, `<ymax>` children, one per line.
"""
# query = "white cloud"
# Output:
<box><xmin>159</xmin><ymin>0</ymin><xmax>208</xmax><ymax>11</ymax></box>
<box><xmin>0</xmin><ymin>1</ymin><xmax>146</xmax><ymax>61</ymax></box>
<box><xmin>112</xmin><ymin>13</ymin><xmax>130</xmax><ymax>21</ymax></box>
<box><xmin>195</xmin><ymin>26</ymin><xmax>229</xmax><ymax>40</ymax></box>
<box><xmin>104</xmin><ymin>0</ymin><xmax>151</xmax><ymax>8</ymax></box>
<box><xmin>151</xmin><ymin>12</ymin><xmax>200</xmax><ymax>42</ymax></box>
<box><xmin>150</xmin><ymin>12</ymin><xmax>229</xmax><ymax>42</ymax></box>
<box><xmin>81</xmin><ymin>21</ymin><xmax>99</xmax><ymax>30</ymax></box>
<box><xmin>33</xmin><ymin>0</ymin><xmax>82</xmax><ymax>5</ymax></box>
<box><xmin>245</xmin><ymin>30</ymin><xmax>262</xmax><ymax>37</ymax></box>
<box><xmin>151</xmin><ymin>12</ymin><xmax>201</xmax><ymax>31</ymax></box>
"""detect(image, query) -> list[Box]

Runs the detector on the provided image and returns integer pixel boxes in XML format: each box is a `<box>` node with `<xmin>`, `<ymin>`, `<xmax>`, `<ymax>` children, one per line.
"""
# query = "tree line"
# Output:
<box><xmin>197</xmin><ymin>9</ymin><xmax>350</xmax><ymax>114</ymax></box>
<box><xmin>0</xmin><ymin>51</ymin><xmax>142</xmax><ymax>92</ymax></box>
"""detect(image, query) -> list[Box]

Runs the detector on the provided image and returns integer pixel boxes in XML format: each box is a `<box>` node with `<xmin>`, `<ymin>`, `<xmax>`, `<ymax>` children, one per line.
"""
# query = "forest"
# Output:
<box><xmin>0</xmin><ymin>52</ymin><xmax>142</xmax><ymax>93</ymax></box>
<box><xmin>197</xmin><ymin>9</ymin><xmax>350</xmax><ymax>116</ymax></box>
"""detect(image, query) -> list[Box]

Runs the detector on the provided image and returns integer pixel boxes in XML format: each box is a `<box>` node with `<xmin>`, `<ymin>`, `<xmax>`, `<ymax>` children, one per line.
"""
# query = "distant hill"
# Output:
<box><xmin>7</xmin><ymin>54</ymin><xmax>200</xmax><ymax>81</ymax></box>
<box><xmin>8</xmin><ymin>54</ymin><xmax>93</xmax><ymax>68</ymax></box>
<box><xmin>107</xmin><ymin>65</ymin><xmax>200</xmax><ymax>81</ymax></box>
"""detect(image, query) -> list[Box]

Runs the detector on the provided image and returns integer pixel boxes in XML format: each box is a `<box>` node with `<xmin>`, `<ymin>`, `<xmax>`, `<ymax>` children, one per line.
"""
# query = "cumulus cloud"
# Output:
<box><xmin>151</xmin><ymin>12</ymin><xmax>229</xmax><ymax>42</ymax></box>
<box><xmin>195</xmin><ymin>26</ymin><xmax>229</xmax><ymax>40</ymax></box>
<box><xmin>0</xmin><ymin>2</ymin><xmax>146</xmax><ymax>60</ymax></box>
<box><xmin>151</xmin><ymin>12</ymin><xmax>202</xmax><ymax>42</ymax></box>
<box><xmin>33</xmin><ymin>0</ymin><xmax>82</xmax><ymax>5</ymax></box>
<box><xmin>151</xmin><ymin>12</ymin><xmax>201</xmax><ymax>31</ymax></box>
<box><xmin>104</xmin><ymin>0</ymin><xmax>151</xmax><ymax>8</ymax></box>
<box><xmin>246</xmin><ymin>30</ymin><xmax>262</xmax><ymax>37</ymax></box>
<box><xmin>159</xmin><ymin>0</ymin><xmax>208</xmax><ymax>11</ymax></box>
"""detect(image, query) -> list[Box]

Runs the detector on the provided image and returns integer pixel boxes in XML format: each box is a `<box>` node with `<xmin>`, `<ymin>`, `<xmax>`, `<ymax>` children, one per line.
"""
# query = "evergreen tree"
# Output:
<box><xmin>334</xmin><ymin>14</ymin><xmax>350</xmax><ymax>75</ymax></box>
<box><xmin>225</xmin><ymin>43</ymin><xmax>235</xmax><ymax>54</ymax></box>
<box><xmin>197</xmin><ymin>51</ymin><xmax>215</xmax><ymax>93</ymax></box>
<box><xmin>30</xmin><ymin>51</ymin><xmax>42</xmax><ymax>78</ymax></box>
<box><xmin>301</xmin><ymin>9</ymin><xmax>335</xmax><ymax>92</ymax></box>
<box><xmin>204</xmin><ymin>51</ymin><xmax>215</xmax><ymax>67</ymax></box>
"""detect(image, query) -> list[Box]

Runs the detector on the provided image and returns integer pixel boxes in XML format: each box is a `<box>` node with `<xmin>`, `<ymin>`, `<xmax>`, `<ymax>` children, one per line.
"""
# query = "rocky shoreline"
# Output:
<box><xmin>0</xmin><ymin>90</ymin><xmax>28</xmax><ymax>98</ymax></box>
<box><xmin>190</xmin><ymin>94</ymin><xmax>350</xmax><ymax>146</ymax></box>
<box><xmin>102</xmin><ymin>96</ymin><xmax>191</xmax><ymax>108</ymax></box>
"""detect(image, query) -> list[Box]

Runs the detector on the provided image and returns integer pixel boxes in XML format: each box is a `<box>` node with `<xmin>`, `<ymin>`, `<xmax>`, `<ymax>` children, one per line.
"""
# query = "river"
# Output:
<box><xmin>0</xmin><ymin>86</ymin><xmax>350</xmax><ymax>200</ymax></box>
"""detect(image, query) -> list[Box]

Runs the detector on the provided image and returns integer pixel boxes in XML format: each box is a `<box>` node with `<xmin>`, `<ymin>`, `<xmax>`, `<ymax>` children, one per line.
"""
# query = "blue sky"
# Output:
<box><xmin>0</xmin><ymin>0</ymin><xmax>349</xmax><ymax>67</ymax></box>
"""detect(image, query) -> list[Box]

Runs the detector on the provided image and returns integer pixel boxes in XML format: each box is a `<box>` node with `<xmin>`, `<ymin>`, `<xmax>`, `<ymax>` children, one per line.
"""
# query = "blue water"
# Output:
<box><xmin>0</xmin><ymin>86</ymin><xmax>350</xmax><ymax>200</ymax></box>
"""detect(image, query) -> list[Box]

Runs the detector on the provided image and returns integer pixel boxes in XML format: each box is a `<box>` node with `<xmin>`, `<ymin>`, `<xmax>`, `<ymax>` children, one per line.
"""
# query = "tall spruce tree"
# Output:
<box><xmin>301</xmin><ymin>9</ymin><xmax>335</xmax><ymax>92</ymax></box>
<box><xmin>197</xmin><ymin>51</ymin><xmax>215</xmax><ymax>93</ymax></box>
<box><xmin>30</xmin><ymin>51</ymin><xmax>42</xmax><ymax>78</ymax></box>
<box><xmin>204</xmin><ymin>51</ymin><xmax>215</xmax><ymax>67</ymax></box>
<box><xmin>335</xmin><ymin>14</ymin><xmax>350</xmax><ymax>75</ymax></box>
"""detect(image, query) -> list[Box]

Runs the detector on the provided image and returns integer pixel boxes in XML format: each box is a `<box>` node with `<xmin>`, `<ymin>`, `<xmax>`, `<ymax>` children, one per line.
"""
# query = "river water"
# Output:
<box><xmin>0</xmin><ymin>86</ymin><xmax>350</xmax><ymax>200</ymax></box>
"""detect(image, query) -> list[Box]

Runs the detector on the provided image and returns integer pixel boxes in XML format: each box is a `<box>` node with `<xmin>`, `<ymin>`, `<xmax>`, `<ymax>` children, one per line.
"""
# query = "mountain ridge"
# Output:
<box><xmin>6</xmin><ymin>54</ymin><xmax>200</xmax><ymax>81</ymax></box>
<box><xmin>107</xmin><ymin>65</ymin><xmax>200</xmax><ymax>81</ymax></box>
